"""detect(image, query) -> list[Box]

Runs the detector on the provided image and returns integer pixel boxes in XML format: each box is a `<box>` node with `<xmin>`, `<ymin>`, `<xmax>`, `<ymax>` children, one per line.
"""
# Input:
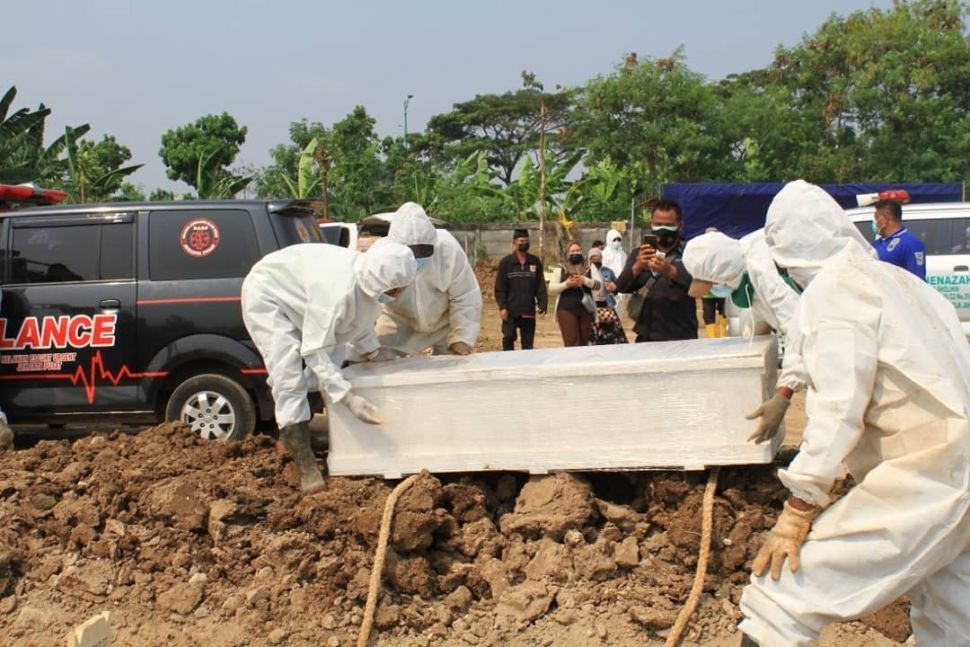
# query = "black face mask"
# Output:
<box><xmin>652</xmin><ymin>227</ymin><xmax>680</xmax><ymax>248</ymax></box>
<box><xmin>568</xmin><ymin>253</ymin><xmax>584</xmax><ymax>265</ymax></box>
<box><xmin>592</xmin><ymin>260</ymin><xmax>602</xmax><ymax>268</ymax></box>
<box><xmin>517</xmin><ymin>242</ymin><xmax>530</xmax><ymax>252</ymax></box>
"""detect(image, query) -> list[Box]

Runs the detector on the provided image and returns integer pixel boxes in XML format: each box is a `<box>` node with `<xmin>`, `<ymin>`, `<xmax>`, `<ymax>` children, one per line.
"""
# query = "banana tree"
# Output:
<box><xmin>0</xmin><ymin>86</ymin><xmax>89</xmax><ymax>186</ymax></box>
<box><xmin>62</xmin><ymin>126</ymin><xmax>143</xmax><ymax>203</ymax></box>
<box><xmin>279</xmin><ymin>137</ymin><xmax>321</xmax><ymax>199</ymax></box>
<box><xmin>195</xmin><ymin>148</ymin><xmax>252</xmax><ymax>199</ymax></box>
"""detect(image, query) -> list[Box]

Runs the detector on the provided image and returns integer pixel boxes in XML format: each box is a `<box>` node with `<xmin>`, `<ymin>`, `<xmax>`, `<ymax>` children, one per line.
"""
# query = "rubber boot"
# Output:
<box><xmin>279</xmin><ymin>421</ymin><xmax>326</xmax><ymax>494</ymax></box>
<box><xmin>0</xmin><ymin>420</ymin><xmax>13</xmax><ymax>451</ymax></box>
<box><xmin>705</xmin><ymin>323</ymin><xmax>717</xmax><ymax>339</ymax></box>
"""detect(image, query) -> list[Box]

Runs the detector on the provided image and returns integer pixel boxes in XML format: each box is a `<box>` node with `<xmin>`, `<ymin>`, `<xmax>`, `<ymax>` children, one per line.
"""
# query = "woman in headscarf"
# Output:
<box><xmin>548</xmin><ymin>241</ymin><xmax>602</xmax><ymax>346</ymax></box>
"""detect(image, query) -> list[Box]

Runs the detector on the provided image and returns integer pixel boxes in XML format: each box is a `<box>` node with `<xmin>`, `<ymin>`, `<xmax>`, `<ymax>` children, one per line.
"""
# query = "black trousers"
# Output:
<box><xmin>502</xmin><ymin>315</ymin><xmax>536</xmax><ymax>350</ymax></box>
<box><xmin>702</xmin><ymin>297</ymin><xmax>725</xmax><ymax>325</ymax></box>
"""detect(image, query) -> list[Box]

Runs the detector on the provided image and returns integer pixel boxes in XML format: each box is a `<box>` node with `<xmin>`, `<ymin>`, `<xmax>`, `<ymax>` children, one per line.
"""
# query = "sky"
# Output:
<box><xmin>3</xmin><ymin>0</ymin><xmax>893</xmax><ymax>194</ymax></box>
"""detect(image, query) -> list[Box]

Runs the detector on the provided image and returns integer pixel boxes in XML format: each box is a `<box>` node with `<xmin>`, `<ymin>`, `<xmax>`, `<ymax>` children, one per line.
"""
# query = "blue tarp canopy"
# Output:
<box><xmin>661</xmin><ymin>182</ymin><xmax>965</xmax><ymax>240</ymax></box>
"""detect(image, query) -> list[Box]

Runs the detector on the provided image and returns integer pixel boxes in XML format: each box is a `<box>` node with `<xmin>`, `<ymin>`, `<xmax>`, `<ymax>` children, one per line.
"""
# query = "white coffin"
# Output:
<box><xmin>326</xmin><ymin>336</ymin><xmax>781</xmax><ymax>478</ymax></box>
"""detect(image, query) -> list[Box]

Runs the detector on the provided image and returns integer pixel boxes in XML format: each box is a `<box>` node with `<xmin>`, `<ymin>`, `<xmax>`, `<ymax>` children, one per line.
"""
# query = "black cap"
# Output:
<box><xmin>513</xmin><ymin>228</ymin><xmax>529</xmax><ymax>239</ymax></box>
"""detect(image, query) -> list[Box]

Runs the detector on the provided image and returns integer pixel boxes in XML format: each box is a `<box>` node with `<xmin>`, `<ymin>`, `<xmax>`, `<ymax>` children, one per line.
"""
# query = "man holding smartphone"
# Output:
<box><xmin>615</xmin><ymin>199</ymin><xmax>698</xmax><ymax>342</ymax></box>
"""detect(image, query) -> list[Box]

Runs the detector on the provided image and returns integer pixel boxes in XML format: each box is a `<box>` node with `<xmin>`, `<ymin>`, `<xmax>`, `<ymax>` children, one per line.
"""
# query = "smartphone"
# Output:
<box><xmin>641</xmin><ymin>234</ymin><xmax>658</xmax><ymax>248</ymax></box>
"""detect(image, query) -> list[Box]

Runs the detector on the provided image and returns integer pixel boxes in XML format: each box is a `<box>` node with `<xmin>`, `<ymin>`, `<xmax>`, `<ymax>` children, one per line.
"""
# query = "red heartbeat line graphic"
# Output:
<box><xmin>0</xmin><ymin>351</ymin><xmax>168</xmax><ymax>404</ymax></box>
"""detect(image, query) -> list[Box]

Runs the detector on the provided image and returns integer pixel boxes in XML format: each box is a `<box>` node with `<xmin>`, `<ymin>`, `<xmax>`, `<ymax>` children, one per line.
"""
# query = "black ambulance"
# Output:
<box><xmin>0</xmin><ymin>190</ymin><xmax>326</xmax><ymax>440</ymax></box>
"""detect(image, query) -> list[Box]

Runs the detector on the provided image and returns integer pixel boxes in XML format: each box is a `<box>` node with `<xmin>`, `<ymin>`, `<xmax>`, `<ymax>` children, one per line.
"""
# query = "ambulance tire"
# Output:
<box><xmin>165</xmin><ymin>374</ymin><xmax>256</xmax><ymax>441</ymax></box>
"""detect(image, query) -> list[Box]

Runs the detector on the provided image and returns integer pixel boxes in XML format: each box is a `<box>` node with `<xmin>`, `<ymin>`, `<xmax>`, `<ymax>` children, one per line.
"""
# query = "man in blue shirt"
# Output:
<box><xmin>871</xmin><ymin>199</ymin><xmax>927</xmax><ymax>280</ymax></box>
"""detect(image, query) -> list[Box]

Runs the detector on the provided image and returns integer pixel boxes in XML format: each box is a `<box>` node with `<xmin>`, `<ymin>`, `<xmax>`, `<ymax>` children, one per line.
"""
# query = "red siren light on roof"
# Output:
<box><xmin>855</xmin><ymin>189</ymin><xmax>911</xmax><ymax>207</ymax></box>
<box><xmin>0</xmin><ymin>183</ymin><xmax>68</xmax><ymax>206</ymax></box>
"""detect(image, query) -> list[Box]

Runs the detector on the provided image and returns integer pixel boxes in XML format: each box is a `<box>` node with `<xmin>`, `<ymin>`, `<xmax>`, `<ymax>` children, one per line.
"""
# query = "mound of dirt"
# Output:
<box><xmin>0</xmin><ymin>423</ymin><xmax>910</xmax><ymax>646</ymax></box>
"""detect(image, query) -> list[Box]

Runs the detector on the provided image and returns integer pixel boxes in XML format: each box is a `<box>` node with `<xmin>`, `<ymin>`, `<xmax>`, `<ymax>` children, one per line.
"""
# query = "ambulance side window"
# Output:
<box><xmin>149</xmin><ymin>210</ymin><xmax>260</xmax><ymax>281</ymax></box>
<box><xmin>905</xmin><ymin>220</ymin><xmax>950</xmax><ymax>255</ymax></box>
<box><xmin>10</xmin><ymin>223</ymin><xmax>100</xmax><ymax>284</ymax></box>
<box><xmin>100</xmin><ymin>222</ymin><xmax>134</xmax><ymax>280</ymax></box>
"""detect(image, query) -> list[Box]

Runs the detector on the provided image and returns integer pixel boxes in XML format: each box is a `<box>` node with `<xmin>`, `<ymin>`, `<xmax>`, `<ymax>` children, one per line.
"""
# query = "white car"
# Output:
<box><xmin>318</xmin><ymin>221</ymin><xmax>358</xmax><ymax>250</ymax></box>
<box><xmin>846</xmin><ymin>202</ymin><xmax>970</xmax><ymax>338</ymax></box>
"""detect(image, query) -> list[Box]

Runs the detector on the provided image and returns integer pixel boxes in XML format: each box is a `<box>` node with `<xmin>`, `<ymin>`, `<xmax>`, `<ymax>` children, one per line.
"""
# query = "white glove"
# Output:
<box><xmin>343</xmin><ymin>392</ymin><xmax>382</xmax><ymax>425</ymax></box>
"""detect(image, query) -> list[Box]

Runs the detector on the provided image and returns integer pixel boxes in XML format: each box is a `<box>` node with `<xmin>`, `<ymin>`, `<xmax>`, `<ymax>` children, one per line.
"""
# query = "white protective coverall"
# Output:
<box><xmin>241</xmin><ymin>242</ymin><xmax>416</xmax><ymax>428</ymax></box>
<box><xmin>372</xmin><ymin>202</ymin><xmax>482</xmax><ymax>356</ymax></box>
<box><xmin>739</xmin><ymin>180</ymin><xmax>970</xmax><ymax>646</ymax></box>
<box><xmin>682</xmin><ymin>229</ymin><xmax>804</xmax><ymax>392</ymax></box>
<box><xmin>602</xmin><ymin>228</ymin><xmax>629</xmax><ymax>315</ymax></box>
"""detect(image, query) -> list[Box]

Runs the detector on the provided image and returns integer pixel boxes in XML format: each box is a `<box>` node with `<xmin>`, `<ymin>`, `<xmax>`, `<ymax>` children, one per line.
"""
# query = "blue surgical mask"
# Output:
<box><xmin>378</xmin><ymin>293</ymin><xmax>396</xmax><ymax>305</ymax></box>
<box><xmin>415</xmin><ymin>258</ymin><xmax>430</xmax><ymax>271</ymax></box>
<box><xmin>871</xmin><ymin>220</ymin><xmax>880</xmax><ymax>237</ymax></box>
<box><xmin>611</xmin><ymin>240</ymin><xmax>622</xmax><ymax>251</ymax></box>
<box><xmin>710</xmin><ymin>284</ymin><xmax>734</xmax><ymax>299</ymax></box>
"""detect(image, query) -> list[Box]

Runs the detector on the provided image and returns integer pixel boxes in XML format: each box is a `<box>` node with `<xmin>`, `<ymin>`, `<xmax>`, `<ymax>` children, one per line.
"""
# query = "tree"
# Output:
<box><xmin>426</xmin><ymin>74</ymin><xmax>575</xmax><ymax>186</ymax></box>
<box><xmin>193</xmin><ymin>148</ymin><xmax>252</xmax><ymax>199</ymax></box>
<box><xmin>159</xmin><ymin>113</ymin><xmax>248</xmax><ymax>190</ymax></box>
<box><xmin>256</xmin><ymin>120</ymin><xmax>335</xmax><ymax>214</ymax></box>
<box><xmin>60</xmin><ymin>129</ymin><xmax>143</xmax><ymax>203</ymax></box>
<box><xmin>725</xmin><ymin>0</ymin><xmax>970</xmax><ymax>183</ymax></box>
<box><xmin>328</xmin><ymin>106</ymin><xmax>390</xmax><ymax>219</ymax></box>
<box><xmin>113</xmin><ymin>183</ymin><xmax>146</xmax><ymax>202</ymax></box>
<box><xmin>0</xmin><ymin>86</ymin><xmax>88</xmax><ymax>186</ymax></box>
<box><xmin>573</xmin><ymin>51</ymin><xmax>734</xmax><ymax>189</ymax></box>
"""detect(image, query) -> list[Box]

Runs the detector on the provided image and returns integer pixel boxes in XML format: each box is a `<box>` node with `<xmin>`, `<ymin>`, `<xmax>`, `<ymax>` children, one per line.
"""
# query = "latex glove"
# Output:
<box><xmin>343</xmin><ymin>393</ymin><xmax>381</xmax><ymax>425</ymax></box>
<box><xmin>746</xmin><ymin>392</ymin><xmax>791</xmax><ymax>443</ymax></box>
<box><xmin>752</xmin><ymin>500</ymin><xmax>819</xmax><ymax>580</ymax></box>
<box><xmin>449</xmin><ymin>341</ymin><xmax>473</xmax><ymax>356</ymax></box>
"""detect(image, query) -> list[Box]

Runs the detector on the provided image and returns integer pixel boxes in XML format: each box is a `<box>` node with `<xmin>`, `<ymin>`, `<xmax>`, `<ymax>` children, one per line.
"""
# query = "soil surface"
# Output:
<box><xmin>0</xmin><ymin>261</ymin><xmax>909</xmax><ymax>646</ymax></box>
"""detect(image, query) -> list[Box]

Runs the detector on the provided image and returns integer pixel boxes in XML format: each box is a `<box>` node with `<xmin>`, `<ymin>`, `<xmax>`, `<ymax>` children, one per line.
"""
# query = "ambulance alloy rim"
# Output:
<box><xmin>178</xmin><ymin>390</ymin><xmax>237</xmax><ymax>440</ymax></box>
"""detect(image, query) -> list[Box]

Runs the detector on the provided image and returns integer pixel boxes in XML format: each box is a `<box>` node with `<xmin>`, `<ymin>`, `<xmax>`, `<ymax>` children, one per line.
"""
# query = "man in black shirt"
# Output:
<box><xmin>494</xmin><ymin>229</ymin><xmax>548</xmax><ymax>350</ymax></box>
<box><xmin>615</xmin><ymin>199</ymin><xmax>697</xmax><ymax>342</ymax></box>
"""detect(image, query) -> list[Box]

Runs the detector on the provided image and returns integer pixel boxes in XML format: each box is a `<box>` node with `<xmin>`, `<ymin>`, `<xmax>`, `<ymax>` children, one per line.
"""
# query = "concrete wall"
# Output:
<box><xmin>449</xmin><ymin>223</ymin><xmax>645</xmax><ymax>262</ymax></box>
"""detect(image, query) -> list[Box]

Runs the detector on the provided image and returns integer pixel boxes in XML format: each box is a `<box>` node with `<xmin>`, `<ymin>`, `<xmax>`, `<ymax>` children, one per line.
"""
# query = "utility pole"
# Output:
<box><xmin>404</xmin><ymin>94</ymin><xmax>414</xmax><ymax>149</ymax></box>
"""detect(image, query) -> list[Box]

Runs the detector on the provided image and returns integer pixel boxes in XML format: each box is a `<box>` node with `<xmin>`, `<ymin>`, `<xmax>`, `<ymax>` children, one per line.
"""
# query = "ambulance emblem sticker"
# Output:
<box><xmin>179</xmin><ymin>218</ymin><xmax>221</xmax><ymax>258</ymax></box>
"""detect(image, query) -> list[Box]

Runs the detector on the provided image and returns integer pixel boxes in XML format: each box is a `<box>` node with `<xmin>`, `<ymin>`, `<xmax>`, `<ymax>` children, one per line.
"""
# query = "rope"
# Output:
<box><xmin>357</xmin><ymin>473</ymin><xmax>422</xmax><ymax>647</ymax></box>
<box><xmin>665</xmin><ymin>467</ymin><xmax>721</xmax><ymax>647</ymax></box>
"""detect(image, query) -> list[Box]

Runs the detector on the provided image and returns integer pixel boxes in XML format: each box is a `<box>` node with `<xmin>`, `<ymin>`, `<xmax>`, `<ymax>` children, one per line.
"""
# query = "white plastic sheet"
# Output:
<box><xmin>326</xmin><ymin>336</ymin><xmax>780</xmax><ymax>477</ymax></box>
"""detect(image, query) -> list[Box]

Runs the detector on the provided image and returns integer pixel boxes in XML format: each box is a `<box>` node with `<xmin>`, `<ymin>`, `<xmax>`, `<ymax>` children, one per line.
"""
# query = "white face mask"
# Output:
<box><xmin>611</xmin><ymin>240</ymin><xmax>622</xmax><ymax>251</ymax></box>
<box><xmin>710</xmin><ymin>284</ymin><xmax>734</xmax><ymax>299</ymax></box>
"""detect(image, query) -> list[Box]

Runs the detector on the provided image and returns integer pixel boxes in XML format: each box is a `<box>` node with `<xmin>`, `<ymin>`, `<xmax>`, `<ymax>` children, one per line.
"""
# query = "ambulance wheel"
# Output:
<box><xmin>165</xmin><ymin>374</ymin><xmax>256</xmax><ymax>441</ymax></box>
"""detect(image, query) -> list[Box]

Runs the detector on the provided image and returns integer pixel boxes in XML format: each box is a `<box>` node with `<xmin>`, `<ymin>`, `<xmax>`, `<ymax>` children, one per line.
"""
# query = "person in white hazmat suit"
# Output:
<box><xmin>736</xmin><ymin>180</ymin><xmax>970</xmax><ymax>647</ymax></box>
<box><xmin>682</xmin><ymin>230</ymin><xmax>806</xmax><ymax>444</ymax></box>
<box><xmin>371</xmin><ymin>202</ymin><xmax>482</xmax><ymax>357</ymax></box>
<box><xmin>241</xmin><ymin>242</ymin><xmax>416</xmax><ymax>494</ymax></box>
<box><xmin>602</xmin><ymin>228</ymin><xmax>628</xmax><ymax>316</ymax></box>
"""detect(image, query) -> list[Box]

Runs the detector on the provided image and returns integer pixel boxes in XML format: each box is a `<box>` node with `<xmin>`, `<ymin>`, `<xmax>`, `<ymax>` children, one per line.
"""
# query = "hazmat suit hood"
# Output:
<box><xmin>602</xmin><ymin>228</ymin><xmax>628</xmax><ymax>275</ymax></box>
<box><xmin>388</xmin><ymin>202</ymin><xmax>438</xmax><ymax>247</ymax></box>
<box><xmin>683</xmin><ymin>232</ymin><xmax>746</xmax><ymax>288</ymax></box>
<box><xmin>353</xmin><ymin>241</ymin><xmax>416</xmax><ymax>298</ymax></box>
<box><xmin>764</xmin><ymin>180</ymin><xmax>873</xmax><ymax>287</ymax></box>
